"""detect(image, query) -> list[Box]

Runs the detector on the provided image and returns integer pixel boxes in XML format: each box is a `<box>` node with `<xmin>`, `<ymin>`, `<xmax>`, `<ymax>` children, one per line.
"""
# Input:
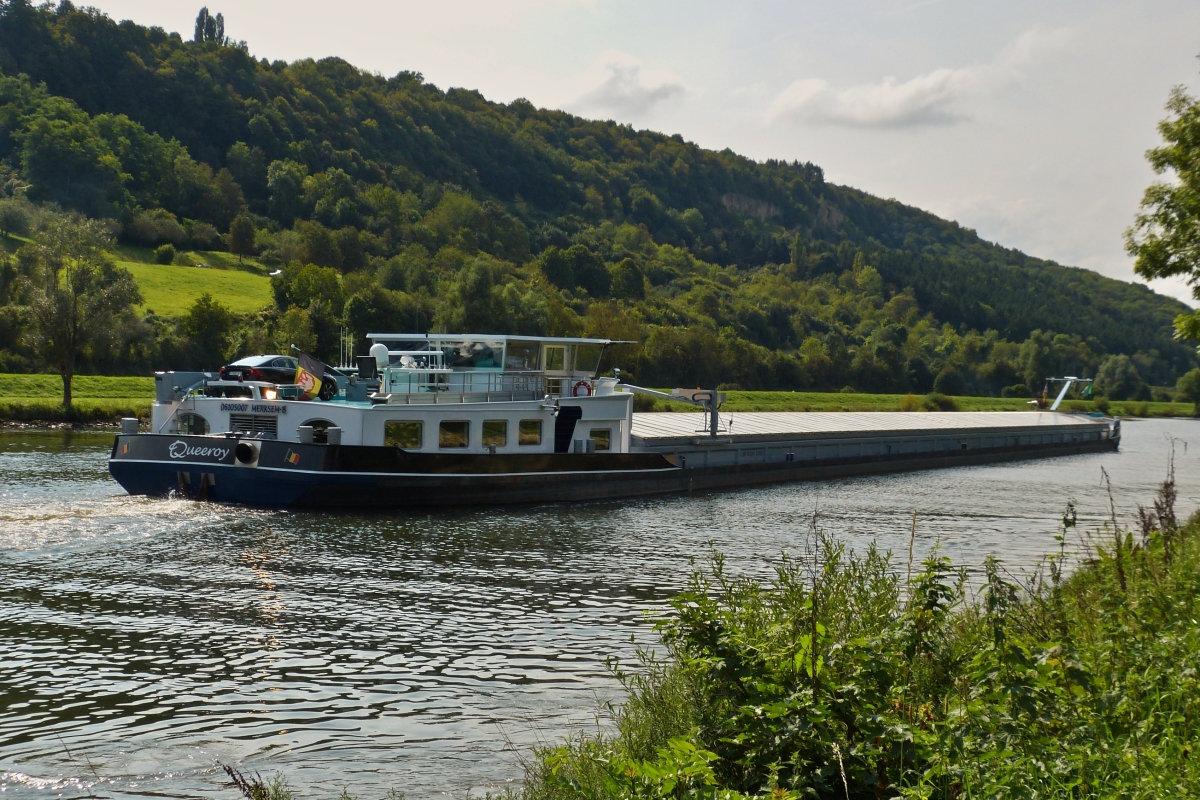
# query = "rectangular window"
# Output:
<box><xmin>544</xmin><ymin>346</ymin><xmax>565</xmax><ymax>371</ymax></box>
<box><xmin>574</xmin><ymin>343</ymin><xmax>604</xmax><ymax>374</ymax></box>
<box><xmin>504</xmin><ymin>340</ymin><xmax>541</xmax><ymax>370</ymax></box>
<box><xmin>385</xmin><ymin>420</ymin><xmax>423</xmax><ymax>449</ymax></box>
<box><xmin>590</xmin><ymin>428</ymin><xmax>612</xmax><ymax>451</ymax></box>
<box><xmin>482</xmin><ymin>419</ymin><xmax>508</xmax><ymax>447</ymax></box>
<box><xmin>439</xmin><ymin>420</ymin><xmax>470</xmax><ymax>448</ymax></box>
<box><xmin>518</xmin><ymin>419</ymin><xmax>543</xmax><ymax>446</ymax></box>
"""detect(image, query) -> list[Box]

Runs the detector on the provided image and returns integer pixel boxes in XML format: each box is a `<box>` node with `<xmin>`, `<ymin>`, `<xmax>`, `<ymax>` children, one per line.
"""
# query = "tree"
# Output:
<box><xmin>1126</xmin><ymin>86</ymin><xmax>1200</xmax><ymax>342</ymax></box>
<box><xmin>1095</xmin><ymin>354</ymin><xmax>1142</xmax><ymax>400</ymax></box>
<box><xmin>20</xmin><ymin>213</ymin><xmax>141</xmax><ymax>408</ymax></box>
<box><xmin>0</xmin><ymin>198</ymin><xmax>30</xmax><ymax>237</ymax></box>
<box><xmin>1176</xmin><ymin>367</ymin><xmax>1200</xmax><ymax>415</ymax></box>
<box><xmin>180</xmin><ymin>292</ymin><xmax>233</xmax><ymax>366</ymax></box>
<box><xmin>229</xmin><ymin>214</ymin><xmax>256</xmax><ymax>263</ymax></box>
<box><xmin>194</xmin><ymin>7</ymin><xmax>226</xmax><ymax>45</ymax></box>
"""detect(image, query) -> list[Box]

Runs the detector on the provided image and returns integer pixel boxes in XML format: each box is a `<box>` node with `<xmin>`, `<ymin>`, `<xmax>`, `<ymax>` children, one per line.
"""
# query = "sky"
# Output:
<box><xmin>86</xmin><ymin>0</ymin><xmax>1200</xmax><ymax>304</ymax></box>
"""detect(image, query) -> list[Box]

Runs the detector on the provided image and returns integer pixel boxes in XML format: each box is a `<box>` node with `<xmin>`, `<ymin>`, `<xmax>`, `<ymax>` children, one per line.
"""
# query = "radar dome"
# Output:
<box><xmin>369</xmin><ymin>342</ymin><xmax>390</xmax><ymax>370</ymax></box>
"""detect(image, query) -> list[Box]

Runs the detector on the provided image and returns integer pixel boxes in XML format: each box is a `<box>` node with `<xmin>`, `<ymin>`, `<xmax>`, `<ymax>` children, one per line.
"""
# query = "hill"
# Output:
<box><xmin>0</xmin><ymin>1</ymin><xmax>1192</xmax><ymax>397</ymax></box>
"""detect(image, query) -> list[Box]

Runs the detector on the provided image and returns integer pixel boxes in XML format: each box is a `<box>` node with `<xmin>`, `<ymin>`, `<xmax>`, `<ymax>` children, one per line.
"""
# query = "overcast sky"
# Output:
<box><xmin>88</xmin><ymin>0</ymin><xmax>1200</xmax><ymax>304</ymax></box>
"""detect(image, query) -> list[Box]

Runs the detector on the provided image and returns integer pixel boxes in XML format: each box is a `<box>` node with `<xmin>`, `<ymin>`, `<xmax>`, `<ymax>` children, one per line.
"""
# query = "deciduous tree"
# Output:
<box><xmin>19</xmin><ymin>213</ymin><xmax>140</xmax><ymax>408</ymax></box>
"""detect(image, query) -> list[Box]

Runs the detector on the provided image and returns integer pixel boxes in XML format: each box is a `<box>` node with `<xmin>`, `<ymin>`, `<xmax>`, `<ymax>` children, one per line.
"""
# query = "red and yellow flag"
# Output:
<box><xmin>294</xmin><ymin>351</ymin><xmax>325</xmax><ymax>401</ymax></box>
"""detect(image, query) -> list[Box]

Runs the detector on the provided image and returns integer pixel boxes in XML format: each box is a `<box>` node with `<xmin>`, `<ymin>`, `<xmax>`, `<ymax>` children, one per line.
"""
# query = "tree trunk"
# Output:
<box><xmin>61</xmin><ymin>368</ymin><xmax>73</xmax><ymax>410</ymax></box>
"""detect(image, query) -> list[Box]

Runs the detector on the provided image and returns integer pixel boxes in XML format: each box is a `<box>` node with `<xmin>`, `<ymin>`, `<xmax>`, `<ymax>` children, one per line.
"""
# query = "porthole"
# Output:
<box><xmin>177</xmin><ymin>412</ymin><xmax>209</xmax><ymax>435</ymax></box>
<box><xmin>301</xmin><ymin>418</ymin><xmax>334</xmax><ymax>444</ymax></box>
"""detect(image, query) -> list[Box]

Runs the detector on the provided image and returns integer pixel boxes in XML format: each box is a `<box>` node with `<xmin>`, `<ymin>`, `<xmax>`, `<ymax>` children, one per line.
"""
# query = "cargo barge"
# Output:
<box><xmin>107</xmin><ymin>333</ymin><xmax>1120</xmax><ymax>508</ymax></box>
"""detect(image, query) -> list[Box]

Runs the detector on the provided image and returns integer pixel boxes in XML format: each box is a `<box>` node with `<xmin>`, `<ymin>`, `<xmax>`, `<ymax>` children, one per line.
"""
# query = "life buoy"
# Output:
<box><xmin>572</xmin><ymin>380</ymin><xmax>592</xmax><ymax>397</ymax></box>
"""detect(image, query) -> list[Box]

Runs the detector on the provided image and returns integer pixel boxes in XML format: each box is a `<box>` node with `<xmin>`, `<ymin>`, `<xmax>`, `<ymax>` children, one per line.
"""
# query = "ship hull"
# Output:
<box><xmin>108</xmin><ymin>432</ymin><xmax>1118</xmax><ymax>509</ymax></box>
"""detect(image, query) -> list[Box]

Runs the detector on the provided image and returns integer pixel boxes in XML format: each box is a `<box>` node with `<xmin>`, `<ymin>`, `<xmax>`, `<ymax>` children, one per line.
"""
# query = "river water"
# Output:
<box><xmin>1</xmin><ymin>418</ymin><xmax>1199</xmax><ymax>799</ymax></box>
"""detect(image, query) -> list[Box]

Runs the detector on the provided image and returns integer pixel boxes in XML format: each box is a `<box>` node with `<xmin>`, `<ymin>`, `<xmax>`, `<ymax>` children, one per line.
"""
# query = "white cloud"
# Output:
<box><xmin>570</xmin><ymin>50</ymin><xmax>685</xmax><ymax>117</ymax></box>
<box><xmin>766</xmin><ymin>27</ymin><xmax>1069</xmax><ymax>128</ymax></box>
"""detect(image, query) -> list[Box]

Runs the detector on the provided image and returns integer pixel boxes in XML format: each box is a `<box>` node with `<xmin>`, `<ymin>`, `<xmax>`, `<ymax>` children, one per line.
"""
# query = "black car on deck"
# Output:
<box><xmin>219</xmin><ymin>355</ymin><xmax>298</xmax><ymax>384</ymax></box>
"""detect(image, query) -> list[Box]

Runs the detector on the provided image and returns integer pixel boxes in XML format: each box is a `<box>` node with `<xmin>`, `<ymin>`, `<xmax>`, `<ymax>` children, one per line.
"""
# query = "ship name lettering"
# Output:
<box><xmin>168</xmin><ymin>440</ymin><xmax>231</xmax><ymax>460</ymax></box>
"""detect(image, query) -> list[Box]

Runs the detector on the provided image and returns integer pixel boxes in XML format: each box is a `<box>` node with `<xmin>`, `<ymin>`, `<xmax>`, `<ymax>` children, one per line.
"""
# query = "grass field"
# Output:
<box><xmin>112</xmin><ymin>243</ymin><xmax>274</xmax><ymax>316</ymax></box>
<box><xmin>117</xmin><ymin>260</ymin><xmax>273</xmax><ymax>315</ymax></box>
<box><xmin>0</xmin><ymin>375</ymin><xmax>155</xmax><ymax>422</ymax></box>
<box><xmin>0</xmin><ymin>375</ymin><xmax>1193</xmax><ymax>423</ymax></box>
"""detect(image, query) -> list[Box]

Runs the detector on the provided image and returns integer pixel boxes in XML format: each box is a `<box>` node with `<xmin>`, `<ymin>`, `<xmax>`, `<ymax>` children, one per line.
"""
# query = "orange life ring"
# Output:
<box><xmin>572</xmin><ymin>380</ymin><xmax>592</xmax><ymax>397</ymax></box>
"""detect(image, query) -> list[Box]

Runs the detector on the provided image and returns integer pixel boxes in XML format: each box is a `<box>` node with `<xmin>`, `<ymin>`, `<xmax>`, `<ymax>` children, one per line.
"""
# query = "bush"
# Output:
<box><xmin>932</xmin><ymin>367</ymin><xmax>966</xmax><ymax>396</ymax></box>
<box><xmin>922</xmin><ymin>391</ymin><xmax>958</xmax><ymax>411</ymax></box>
<box><xmin>1093</xmin><ymin>397</ymin><xmax>1110</xmax><ymax>413</ymax></box>
<box><xmin>1001</xmin><ymin>383</ymin><xmax>1031</xmax><ymax>398</ymax></box>
<box><xmin>899</xmin><ymin>392</ymin><xmax>921</xmax><ymax>411</ymax></box>
<box><xmin>125</xmin><ymin>209</ymin><xmax>185</xmax><ymax>246</ymax></box>
<box><xmin>632</xmin><ymin>393</ymin><xmax>657</xmax><ymax>412</ymax></box>
<box><xmin>153</xmin><ymin>243</ymin><xmax>176</xmax><ymax>264</ymax></box>
<box><xmin>525</xmin><ymin>479</ymin><xmax>1200</xmax><ymax>800</ymax></box>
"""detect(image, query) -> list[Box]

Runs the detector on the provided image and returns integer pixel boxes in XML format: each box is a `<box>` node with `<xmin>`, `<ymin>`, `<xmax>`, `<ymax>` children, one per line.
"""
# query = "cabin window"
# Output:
<box><xmin>385</xmin><ymin>420</ymin><xmax>423</xmax><ymax>449</ymax></box>
<box><xmin>177</xmin><ymin>413</ymin><xmax>209</xmax><ymax>435</ymax></box>
<box><xmin>505</xmin><ymin>341</ymin><xmax>541</xmax><ymax>370</ymax></box>
<box><xmin>519</xmin><ymin>419</ymin><xmax>542</xmax><ymax>446</ymax></box>
<box><xmin>590</xmin><ymin>428</ymin><xmax>612</xmax><ymax>451</ymax></box>
<box><xmin>544</xmin><ymin>346</ymin><xmax>566</xmax><ymax>371</ymax></box>
<box><xmin>302</xmin><ymin>418</ymin><xmax>334</xmax><ymax>444</ymax></box>
<box><xmin>439</xmin><ymin>420</ymin><xmax>470</xmax><ymax>448</ymax></box>
<box><xmin>483</xmin><ymin>420</ymin><xmax>508</xmax><ymax>447</ymax></box>
<box><xmin>575</xmin><ymin>343</ymin><xmax>604</xmax><ymax>374</ymax></box>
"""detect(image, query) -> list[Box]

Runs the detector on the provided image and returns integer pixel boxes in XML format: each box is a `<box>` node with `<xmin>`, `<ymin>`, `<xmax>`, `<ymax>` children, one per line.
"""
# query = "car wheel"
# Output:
<box><xmin>318</xmin><ymin>380</ymin><xmax>337</xmax><ymax>401</ymax></box>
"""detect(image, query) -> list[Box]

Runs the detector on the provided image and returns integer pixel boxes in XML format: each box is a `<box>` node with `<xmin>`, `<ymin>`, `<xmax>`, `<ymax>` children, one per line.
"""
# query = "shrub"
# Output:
<box><xmin>1093</xmin><ymin>397</ymin><xmax>1110</xmax><ymax>413</ymax></box>
<box><xmin>899</xmin><ymin>392</ymin><xmax>921</xmax><ymax>411</ymax></box>
<box><xmin>1001</xmin><ymin>383</ymin><xmax>1031</xmax><ymax>398</ymax></box>
<box><xmin>525</xmin><ymin>479</ymin><xmax>1200</xmax><ymax>800</ymax></box>
<box><xmin>154</xmin><ymin>243</ymin><xmax>176</xmax><ymax>264</ymax></box>
<box><xmin>922</xmin><ymin>391</ymin><xmax>958</xmax><ymax>411</ymax></box>
<box><xmin>632</xmin><ymin>393</ymin><xmax>657</xmax><ymax>412</ymax></box>
<box><xmin>932</xmin><ymin>367</ymin><xmax>966</xmax><ymax>396</ymax></box>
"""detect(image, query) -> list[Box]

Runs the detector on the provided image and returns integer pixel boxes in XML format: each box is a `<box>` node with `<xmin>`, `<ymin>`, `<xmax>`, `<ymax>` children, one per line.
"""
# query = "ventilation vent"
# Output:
<box><xmin>229</xmin><ymin>414</ymin><xmax>278</xmax><ymax>439</ymax></box>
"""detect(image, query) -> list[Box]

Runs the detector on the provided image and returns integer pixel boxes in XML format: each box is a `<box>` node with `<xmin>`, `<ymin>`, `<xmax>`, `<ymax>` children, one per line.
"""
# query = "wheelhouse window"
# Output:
<box><xmin>544</xmin><ymin>346</ymin><xmax>566</xmax><ymax>371</ymax></box>
<box><xmin>439</xmin><ymin>420</ymin><xmax>470</xmax><ymax>448</ymax></box>
<box><xmin>483</xmin><ymin>420</ymin><xmax>508</xmax><ymax>447</ymax></box>
<box><xmin>590</xmin><ymin>428</ymin><xmax>612</xmax><ymax>451</ymax></box>
<box><xmin>575</xmin><ymin>344</ymin><xmax>604</xmax><ymax>375</ymax></box>
<box><xmin>385</xmin><ymin>420</ymin><xmax>423</xmax><ymax>449</ymax></box>
<box><xmin>177</xmin><ymin>413</ymin><xmax>209</xmax><ymax>435</ymax></box>
<box><xmin>504</xmin><ymin>341</ymin><xmax>541</xmax><ymax>370</ymax></box>
<box><xmin>518</xmin><ymin>419</ymin><xmax>542</xmax><ymax>446</ymax></box>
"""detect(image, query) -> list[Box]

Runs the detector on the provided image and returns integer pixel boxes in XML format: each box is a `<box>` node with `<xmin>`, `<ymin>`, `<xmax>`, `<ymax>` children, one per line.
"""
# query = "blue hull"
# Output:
<box><xmin>107</xmin><ymin>432</ymin><xmax>1119</xmax><ymax>509</ymax></box>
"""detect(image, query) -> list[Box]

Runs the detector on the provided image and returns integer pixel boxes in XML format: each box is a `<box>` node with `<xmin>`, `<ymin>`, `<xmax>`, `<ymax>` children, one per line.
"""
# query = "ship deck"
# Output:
<box><xmin>630</xmin><ymin>410</ymin><xmax>1109</xmax><ymax>446</ymax></box>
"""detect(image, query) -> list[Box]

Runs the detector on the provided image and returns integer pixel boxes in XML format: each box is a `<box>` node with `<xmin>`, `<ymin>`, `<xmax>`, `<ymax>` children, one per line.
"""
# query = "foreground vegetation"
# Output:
<box><xmin>521</xmin><ymin>476</ymin><xmax>1200</xmax><ymax>799</ymax></box>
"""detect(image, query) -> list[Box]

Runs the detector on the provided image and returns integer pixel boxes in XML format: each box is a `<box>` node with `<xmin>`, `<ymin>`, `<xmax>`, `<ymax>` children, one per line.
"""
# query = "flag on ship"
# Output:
<box><xmin>294</xmin><ymin>350</ymin><xmax>325</xmax><ymax>401</ymax></box>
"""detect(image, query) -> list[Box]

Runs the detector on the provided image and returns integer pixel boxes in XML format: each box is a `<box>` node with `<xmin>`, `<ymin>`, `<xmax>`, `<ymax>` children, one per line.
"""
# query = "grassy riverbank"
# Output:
<box><xmin>520</xmin><ymin>478</ymin><xmax>1200</xmax><ymax>799</ymax></box>
<box><xmin>0</xmin><ymin>375</ymin><xmax>153</xmax><ymax>422</ymax></box>
<box><xmin>0</xmin><ymin>374</ymin><xmax>1194</xmax><ymax>423</ymax></box>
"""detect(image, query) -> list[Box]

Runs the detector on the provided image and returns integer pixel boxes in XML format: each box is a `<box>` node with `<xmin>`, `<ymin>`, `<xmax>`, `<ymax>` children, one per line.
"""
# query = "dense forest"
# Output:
<box><xmin>0</xmin><ymin>0</ymin><xmax>1193</xmax><ymax>398</ymax></box>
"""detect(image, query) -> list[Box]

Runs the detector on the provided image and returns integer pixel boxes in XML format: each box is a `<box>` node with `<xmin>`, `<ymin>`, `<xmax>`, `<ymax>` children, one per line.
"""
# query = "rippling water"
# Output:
<box><xmin>2</xmin><ymin>418</ymin><xmax>1199</xmax><ymax>799</ymax></box>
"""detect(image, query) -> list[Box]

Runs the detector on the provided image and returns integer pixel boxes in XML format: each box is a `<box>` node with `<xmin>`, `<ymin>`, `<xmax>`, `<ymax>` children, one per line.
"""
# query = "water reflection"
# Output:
<box><xmin>0</xmin><ymin>419</ymin><xmax>1198</xmax><ymax>798</ymax></box>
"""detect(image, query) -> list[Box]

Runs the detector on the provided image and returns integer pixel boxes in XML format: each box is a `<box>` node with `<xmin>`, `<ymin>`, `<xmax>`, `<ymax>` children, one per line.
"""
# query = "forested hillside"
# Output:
<box><xmin>0</xmin><ymin>0</ymin><xmax>1192</xmax><ymax>398</ymax></box>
